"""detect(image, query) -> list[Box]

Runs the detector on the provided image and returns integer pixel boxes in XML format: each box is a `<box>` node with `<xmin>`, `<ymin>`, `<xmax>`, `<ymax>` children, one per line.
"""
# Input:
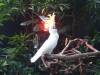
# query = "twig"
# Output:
<box><xmin>85</xmin><ymin>42</ymin><xmax>98</xmax><ymax>52</ymax></box>
<box><xmin>73</xmin><ymin>49</ymin><xmax>82</xmax><ymax>54</ymax></box>
<box><xmin>59</xmin><ymin>38</ymin><xmax>78</xmax><ymax>54</ymax></box>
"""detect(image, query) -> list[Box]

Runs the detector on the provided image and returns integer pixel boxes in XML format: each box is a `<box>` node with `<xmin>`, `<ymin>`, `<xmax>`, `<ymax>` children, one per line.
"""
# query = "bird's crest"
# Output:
<box><xmin>44</xmin><ymin>13</ymin><xmax>56</xmax><ymax>29</ymax></box>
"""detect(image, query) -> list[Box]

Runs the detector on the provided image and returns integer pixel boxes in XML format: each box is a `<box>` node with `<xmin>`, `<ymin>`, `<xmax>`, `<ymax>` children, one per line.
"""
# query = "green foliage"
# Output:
<box><xmin>0</xmin><ymin>0</ymin><xmax>71</xmax><ymax>24</ymax></box>
<box><xmin>0</xmin><ymin>33</ymin><xmax>37</xmax><ymax>75</ymax></box>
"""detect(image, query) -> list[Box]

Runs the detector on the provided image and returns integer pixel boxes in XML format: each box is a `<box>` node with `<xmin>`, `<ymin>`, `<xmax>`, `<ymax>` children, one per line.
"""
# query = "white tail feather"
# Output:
<box><xmin>30</xmin><ymin>48</ymin><xmax>43</xmax><ymax>63</ymax></box>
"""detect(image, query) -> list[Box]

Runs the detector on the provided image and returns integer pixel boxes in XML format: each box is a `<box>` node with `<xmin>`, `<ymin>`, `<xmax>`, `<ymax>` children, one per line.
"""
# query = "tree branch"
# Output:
<box><xmin>46</xmin><ymin>51</ymin><xmax>100</xmax><ymax>61</ymax></box>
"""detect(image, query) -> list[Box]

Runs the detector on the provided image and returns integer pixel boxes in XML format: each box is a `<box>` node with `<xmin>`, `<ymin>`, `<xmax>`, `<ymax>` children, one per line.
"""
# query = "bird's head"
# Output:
<box><xmin>44</xmin><ymin>13</ymin><xmax>56</xmax><ymax>29</ymax></box>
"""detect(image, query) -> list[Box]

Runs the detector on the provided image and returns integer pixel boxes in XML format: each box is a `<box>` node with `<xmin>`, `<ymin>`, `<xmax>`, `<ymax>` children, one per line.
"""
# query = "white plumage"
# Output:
<box><xmin>30</xmin><ymin>13</ymin><xmax>59</xmax><ymax>63</ymax></box>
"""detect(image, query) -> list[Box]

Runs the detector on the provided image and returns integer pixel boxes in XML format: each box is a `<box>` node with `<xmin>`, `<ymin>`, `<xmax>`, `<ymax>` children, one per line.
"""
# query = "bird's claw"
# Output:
<box><xmin>58</xmin><ymin>52</ymin><xmax>63</xmax><ymax>55</ymax></box>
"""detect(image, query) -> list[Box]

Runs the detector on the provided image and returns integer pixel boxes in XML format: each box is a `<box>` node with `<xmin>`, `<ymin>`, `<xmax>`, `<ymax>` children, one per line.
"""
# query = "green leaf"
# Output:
<box><xmin>96</xmin><ymin>0</ymin><xmax>100</xmax><ymax>3</ymax></box>
<box><xmin>59</xmin><ymin>6</ymin><xmax>64</xmax><ymax>12</ymax></box>
<box><xmin>0</xmin><ymin>3</ymin><xmax>5</xmax><ymax>7</ymax></box>
<box><xmin>2</xmin><ymin>61</ymin><xmax>8</xmax><ymax>66</ymax></box>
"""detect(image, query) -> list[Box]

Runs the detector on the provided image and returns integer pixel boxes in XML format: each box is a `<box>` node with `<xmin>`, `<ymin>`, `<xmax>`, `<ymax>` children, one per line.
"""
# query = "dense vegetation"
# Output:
<box><xmin>0</xmin><ymin>0</ymin><xmax>100</xmax><ymax>75</ymax></box>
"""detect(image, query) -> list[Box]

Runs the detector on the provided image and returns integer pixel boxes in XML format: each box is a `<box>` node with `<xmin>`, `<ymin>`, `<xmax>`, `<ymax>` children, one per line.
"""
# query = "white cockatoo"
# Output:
<box><xmin>30</xmin><ymin>13</ymin><xmax>59</xmax><ymax>63</ymax></box>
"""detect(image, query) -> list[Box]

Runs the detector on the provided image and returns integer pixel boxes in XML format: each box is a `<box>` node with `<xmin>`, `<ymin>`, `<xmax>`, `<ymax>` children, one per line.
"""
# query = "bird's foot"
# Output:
<box><xmin>39</xmin><ymin>63</ymin><xmax>49</xmax><ymax>71</ymax></box>
<box><xmin>58</xmin><ymin>52</ymin><xmax>63</xmax><ymax>55</ymax></box>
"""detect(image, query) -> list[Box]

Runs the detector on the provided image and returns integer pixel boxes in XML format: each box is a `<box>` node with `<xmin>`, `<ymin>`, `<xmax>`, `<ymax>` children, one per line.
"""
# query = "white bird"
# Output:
<box><xmin>30</xmin><ymin>13</ymin><xmax>59</xmax><ymax>63</ymax></box>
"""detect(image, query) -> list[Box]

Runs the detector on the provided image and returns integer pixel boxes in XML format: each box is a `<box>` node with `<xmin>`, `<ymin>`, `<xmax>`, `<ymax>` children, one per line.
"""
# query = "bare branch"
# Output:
<box><xmin>46</xmin><ymin>51</ymin><xmax>100</xmax><ymax>61</ymax></box>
